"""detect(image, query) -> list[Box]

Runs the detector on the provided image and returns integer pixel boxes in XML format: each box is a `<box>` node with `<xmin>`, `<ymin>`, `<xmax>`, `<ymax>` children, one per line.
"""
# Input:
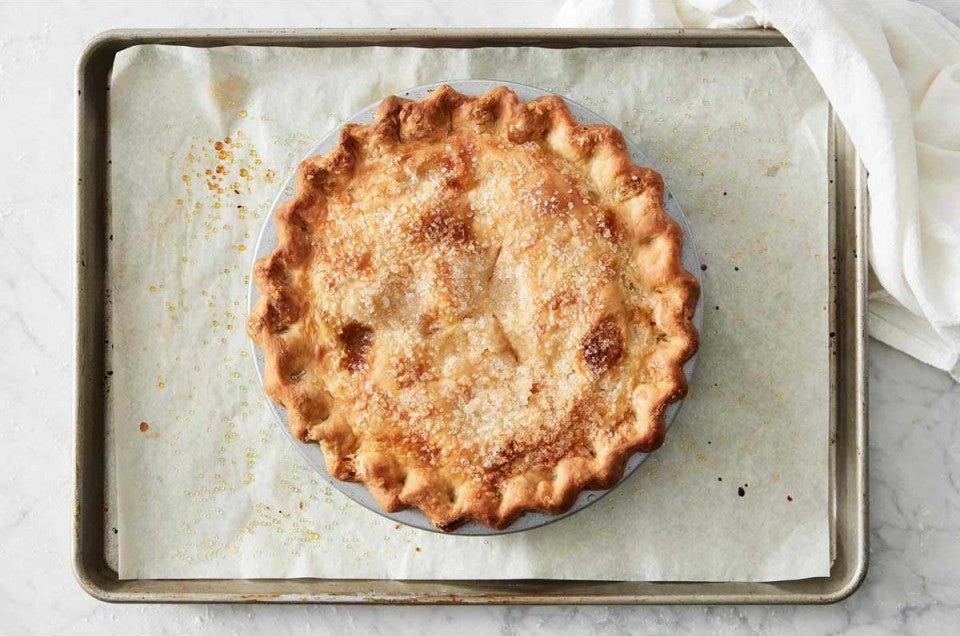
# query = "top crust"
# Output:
<box><xmin>247</xmin><ymin>85</ymin><xmax>699</xmax><ymax>531</ymax></box>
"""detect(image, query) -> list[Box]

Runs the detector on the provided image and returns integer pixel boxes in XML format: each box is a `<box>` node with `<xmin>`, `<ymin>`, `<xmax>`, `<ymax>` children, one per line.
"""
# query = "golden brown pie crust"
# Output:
<box><xmin>247</xmin><ymin>85</ymin><xmax>699</xmax><ymax>531</ymax></box>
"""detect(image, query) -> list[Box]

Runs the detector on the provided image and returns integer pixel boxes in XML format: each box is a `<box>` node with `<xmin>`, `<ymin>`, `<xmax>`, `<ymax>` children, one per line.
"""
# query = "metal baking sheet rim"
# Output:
<box><xmin>73</xmin><ymin>28</ymin><xmax>867</xmax><ymax>605</ymax></box>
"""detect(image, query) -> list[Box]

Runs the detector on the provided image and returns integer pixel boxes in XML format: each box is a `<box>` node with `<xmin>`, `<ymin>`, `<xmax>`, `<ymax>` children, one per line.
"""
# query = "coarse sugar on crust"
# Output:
<box><xmin>247</xmin><ymin>85</ymin><xmax>699</xmax><ymax>531</ymax></box>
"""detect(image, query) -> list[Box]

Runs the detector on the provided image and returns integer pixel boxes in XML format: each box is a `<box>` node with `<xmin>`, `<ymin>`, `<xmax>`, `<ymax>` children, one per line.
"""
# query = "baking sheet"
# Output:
<box><xmin>108</xmin><ymin>44</ymin><xmax>829</xmax><ymax>581</ymax></box>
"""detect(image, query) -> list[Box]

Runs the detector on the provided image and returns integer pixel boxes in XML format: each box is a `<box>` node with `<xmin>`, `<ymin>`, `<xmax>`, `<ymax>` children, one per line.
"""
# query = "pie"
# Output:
<box><xmin>247</xmin><ymin>85</ymin><xmax>699</xmax><ymax>531</ymax></box>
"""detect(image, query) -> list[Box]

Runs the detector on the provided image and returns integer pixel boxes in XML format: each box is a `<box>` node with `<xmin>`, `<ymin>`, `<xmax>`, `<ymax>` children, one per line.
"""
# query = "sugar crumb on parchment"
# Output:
<box><xmin>139</xmin><ymin>123</ymin><xmax>333</xmax><ymax>561</ymax></box>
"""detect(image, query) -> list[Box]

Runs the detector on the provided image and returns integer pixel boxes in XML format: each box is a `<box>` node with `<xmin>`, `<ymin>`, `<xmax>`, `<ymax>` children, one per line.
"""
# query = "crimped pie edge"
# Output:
<box><xmin>247</xmin><ymin>85</ymin><xmax>700</xmax><ymax>531</ymax></box>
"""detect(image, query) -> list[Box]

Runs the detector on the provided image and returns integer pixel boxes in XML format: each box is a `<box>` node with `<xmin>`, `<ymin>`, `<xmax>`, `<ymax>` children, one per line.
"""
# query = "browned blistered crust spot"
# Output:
<box><xmin>338</xmin><ymin>322</ymin><xmax>373</xmax><ymax>373</ymax></box>
<box><xmin>581</xmin><ymin>318</ymin><xmax>625</xmax><ymax>375</ymax></box>
<box><xmin>247</xmin><ymin>85</ymin><xmax>699</xmax><ymax>531</ymax></box>
<box><xmin>415</xmin><ymin>313</ymin><xmax>439</xmax><ymax>336</ymax></box>
<box><xmin>545</xmin><ymin>289</ymin><xmax>577</xmax><ymax>311</ymax></box>
<box><xmin>418</xmin><ymin>207</ymin><xmax>473</xmax><ymax>245</ymax></box>
<box><xmin>596</xmin><ymin>208</ymin><xmax>622</xmax><ymax>242</ymax></box>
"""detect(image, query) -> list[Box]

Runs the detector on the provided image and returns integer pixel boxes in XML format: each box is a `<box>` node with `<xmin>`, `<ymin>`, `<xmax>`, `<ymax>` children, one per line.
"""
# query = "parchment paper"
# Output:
<box><xmin>108</xmin><ymin>44</ymin><xmax>829</xmax><ymax>581</ymax></box>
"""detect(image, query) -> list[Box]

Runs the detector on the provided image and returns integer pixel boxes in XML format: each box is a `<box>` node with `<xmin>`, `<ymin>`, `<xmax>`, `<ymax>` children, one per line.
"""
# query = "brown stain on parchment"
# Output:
<box><xmin>209</xmin><ymin>75</ymin><xmax>251</xmax><ymax>110</ymax></box>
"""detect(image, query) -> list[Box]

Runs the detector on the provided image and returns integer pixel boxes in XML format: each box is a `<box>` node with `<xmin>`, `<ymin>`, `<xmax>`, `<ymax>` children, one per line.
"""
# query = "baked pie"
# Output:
<box><xmin>248</xmin><ymin>85</ymin><xmax>699</xmax><ymax>531</ymax></box>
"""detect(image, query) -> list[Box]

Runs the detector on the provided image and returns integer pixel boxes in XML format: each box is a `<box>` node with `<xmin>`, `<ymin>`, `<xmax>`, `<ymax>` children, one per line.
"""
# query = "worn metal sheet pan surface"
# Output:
<box><xmin>74</xmin><ymin>28</ymin><xmax>867</xmax><ymax>604</ymax></box>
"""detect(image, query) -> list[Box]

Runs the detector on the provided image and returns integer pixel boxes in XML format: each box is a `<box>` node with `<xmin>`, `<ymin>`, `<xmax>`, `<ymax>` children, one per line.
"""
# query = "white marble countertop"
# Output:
<box><xmin>1</xmin><ymin>1</ymin><xmax>958</xmax><ymax>634</ymax></box>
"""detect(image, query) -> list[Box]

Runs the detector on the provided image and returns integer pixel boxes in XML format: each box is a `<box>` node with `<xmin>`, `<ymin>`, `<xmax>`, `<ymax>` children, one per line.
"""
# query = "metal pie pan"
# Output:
<box><xmin>249</xmin><ymin>79</ymin><xmax>703</xmax><ymax>536</ymax></box>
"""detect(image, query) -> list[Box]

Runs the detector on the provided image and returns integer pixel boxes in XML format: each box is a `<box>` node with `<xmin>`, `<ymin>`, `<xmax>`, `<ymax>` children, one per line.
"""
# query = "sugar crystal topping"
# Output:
<box><xmin>300</xmin><ymin>128</ymin><xmax>660</xmax><ymax>480</ymax></box>
<box><xmin>249</xmin><ymin>86</ymin><xmax>698</xmax><ymax>529</ymax></box>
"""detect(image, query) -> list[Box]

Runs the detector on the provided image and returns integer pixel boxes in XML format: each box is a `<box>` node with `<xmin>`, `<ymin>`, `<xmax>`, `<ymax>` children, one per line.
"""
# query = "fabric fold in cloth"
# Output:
<box><xmin>555</xmin><ymin>0</ymin><xmax>960</xmax><ymax>380</ymax></box>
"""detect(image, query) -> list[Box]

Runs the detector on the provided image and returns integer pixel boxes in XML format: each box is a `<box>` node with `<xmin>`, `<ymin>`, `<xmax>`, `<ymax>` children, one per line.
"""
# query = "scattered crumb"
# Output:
<box><xmin>139</xmin><ymin>421</ymin><xmax>150</xmax><ymax>433</ymax></box>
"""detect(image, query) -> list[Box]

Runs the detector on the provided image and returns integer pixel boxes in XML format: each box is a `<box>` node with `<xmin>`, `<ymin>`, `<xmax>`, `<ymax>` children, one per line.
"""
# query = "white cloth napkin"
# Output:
<box><xmin>555</xmin><ymin>0</ymin><xmax>960</xmax><ymax>380</ymax></box>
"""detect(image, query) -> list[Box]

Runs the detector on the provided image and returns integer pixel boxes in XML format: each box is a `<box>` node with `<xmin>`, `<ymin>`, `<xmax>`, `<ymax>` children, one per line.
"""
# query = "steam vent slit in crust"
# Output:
<box><xmin>247</xmin><ymin>85</ymin><xmax>699</xmax><ymax>531</ymax></box>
